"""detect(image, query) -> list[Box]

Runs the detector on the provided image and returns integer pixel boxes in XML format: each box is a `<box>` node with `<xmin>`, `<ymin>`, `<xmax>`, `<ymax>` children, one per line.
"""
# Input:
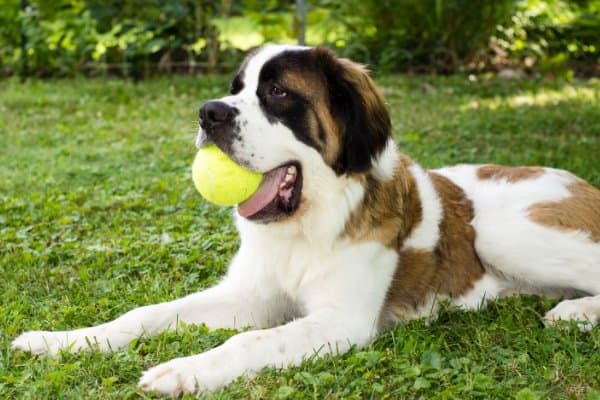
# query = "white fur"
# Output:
<box><xmin>402</xmin><ymin>164</ymin><xmax>443</xmax><ymax>251</ymax></box>
<box><xmin>452</xmin><ymin>273</ymin><xmax>506</xmax><ymax>310</ymax></box>
<box><xmin>12</xmin><ymin>47</ymin><xmax>600</xmax><ymax>398</ymax></box>
<box><xmin>412</xmin><ymin>274</ymin><xmax>507</xmax><ymax>320</ymax></box>
<box><xmin>371</xmin><ymin>138</ymin><xmax>399</xmax><ymax>181</ymax></box>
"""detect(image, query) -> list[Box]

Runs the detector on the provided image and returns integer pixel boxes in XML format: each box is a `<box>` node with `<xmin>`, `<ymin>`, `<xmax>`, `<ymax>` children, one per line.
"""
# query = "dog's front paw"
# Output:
<box><xmin>139</xmin><ymin>353</ymin><xmax>241</xmax><ymax>397</ymax></box>
<box><xmin>139</xmin><ymin>358</ymin><xmax>199</xmax><ymax>396</ymax></box>
<box><xmin>11</xmin><ymin>330</ymin><xmax>72</xmax><ymax>356</ymax></box>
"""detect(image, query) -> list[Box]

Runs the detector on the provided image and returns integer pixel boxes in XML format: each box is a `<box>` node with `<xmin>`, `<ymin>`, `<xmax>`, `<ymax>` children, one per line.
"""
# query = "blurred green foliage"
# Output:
<box><xmin>0</xmin><ymin>0</ymin><xmax>598</xmax><ymax>77</ymax></box>
<box><xmin>0</xmin><ymin>0</ymin><xmax>226</xmax><ymax>77</ymax></box>
<box><xmin>323</xmin><ymin>0</ymin><xmax>516</xmax><ymax>72</ymax></box>
<box><xmin>493</xmin><ymin>0</ymin><xmax>600</xmax><ymax>77</ymax></box>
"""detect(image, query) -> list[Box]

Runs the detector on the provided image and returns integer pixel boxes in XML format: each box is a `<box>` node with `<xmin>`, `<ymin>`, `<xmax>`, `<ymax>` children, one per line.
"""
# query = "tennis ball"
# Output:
<box><xmin>192</xmin><ymin>145</ymin><xmax>263</xmax><ymax>206</ymax></box>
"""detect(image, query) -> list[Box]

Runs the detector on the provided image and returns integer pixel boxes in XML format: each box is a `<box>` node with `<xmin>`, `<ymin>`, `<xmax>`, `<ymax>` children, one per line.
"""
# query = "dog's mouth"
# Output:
<box><xmin>237</xmin><ymin>162</ymin><xmax>303</xmax><ymax>222</ymax></box>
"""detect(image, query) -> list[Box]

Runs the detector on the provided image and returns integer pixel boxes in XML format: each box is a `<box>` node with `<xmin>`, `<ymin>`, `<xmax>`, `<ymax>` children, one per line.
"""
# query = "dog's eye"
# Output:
<box><xmin>270</xmin><ymin>85</ymin><xmax>287</xmax><ymax>98</ymax></box>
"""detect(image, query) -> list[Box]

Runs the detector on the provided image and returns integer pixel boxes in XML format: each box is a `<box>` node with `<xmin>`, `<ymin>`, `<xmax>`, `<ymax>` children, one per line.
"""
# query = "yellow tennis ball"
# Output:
<box><xmin>192</xmin><ymin>145</ymin><xmax>263</xmax><ymax>206</ymax></box>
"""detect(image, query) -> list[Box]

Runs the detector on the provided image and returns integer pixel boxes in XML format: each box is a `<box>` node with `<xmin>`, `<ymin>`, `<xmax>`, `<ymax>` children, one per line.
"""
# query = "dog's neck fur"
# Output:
<box><xmin>345</xmin><ymin>141</ymin><xmax>487</xmax><ymax>324</ymax></box>
<box><xmin>343</xmin><ymin>152</ymin><xmax>421</xmax><ymax>248</ymax></box>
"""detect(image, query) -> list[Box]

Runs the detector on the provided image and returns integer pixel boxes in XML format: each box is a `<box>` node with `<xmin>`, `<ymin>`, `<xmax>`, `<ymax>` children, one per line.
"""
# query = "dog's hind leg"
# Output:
<box><xmin>544</xmin><ymin>295</ymin><xmax>600</xmax><ymax>331</ymax></box>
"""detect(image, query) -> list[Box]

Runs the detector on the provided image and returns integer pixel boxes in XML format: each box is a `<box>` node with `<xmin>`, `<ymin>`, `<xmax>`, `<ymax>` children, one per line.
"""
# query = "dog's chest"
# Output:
<box><xmin>270</xmin><ymin>238</ymin><xmax>398</xmax><ymax>311</ymax></box>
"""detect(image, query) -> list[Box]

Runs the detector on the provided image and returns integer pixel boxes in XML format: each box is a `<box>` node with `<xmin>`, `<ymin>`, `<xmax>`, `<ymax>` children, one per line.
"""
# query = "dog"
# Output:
<box><xmin>12</xmin><ymin>45</ymin><xmax>600</xmax><ymax>397</ymax></box>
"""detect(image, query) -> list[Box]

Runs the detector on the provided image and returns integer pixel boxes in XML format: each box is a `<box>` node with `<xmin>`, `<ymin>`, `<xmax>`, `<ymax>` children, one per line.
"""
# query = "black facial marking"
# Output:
<box><xmin>317</xmin><ymin>119</ymin><xmax>327</xmax><ymax>143</ymax></box>
<box><xmin>256</xmin><ymin>51</ymin><xmax>322</xmax><ymax>152</ymax></box>
<box><xmin>230</xmin><ymin>72</ymin><xmax>244</xmax><ymax>95</ymax></box>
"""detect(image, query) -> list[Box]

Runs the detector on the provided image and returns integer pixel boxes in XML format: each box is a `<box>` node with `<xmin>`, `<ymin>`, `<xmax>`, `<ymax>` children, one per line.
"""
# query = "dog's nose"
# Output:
<box><xmin>199</xmin><ymin>101</ymin><xmax>236</xmax><ymax>128</ymax></box>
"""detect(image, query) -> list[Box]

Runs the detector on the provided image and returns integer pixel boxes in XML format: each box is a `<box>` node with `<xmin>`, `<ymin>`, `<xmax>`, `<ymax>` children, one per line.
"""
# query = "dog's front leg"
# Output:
<box><xmin>139</xmin><ymin>244</ymin><xmax>396</xmax><ymax>396</ymax></box>
<box><xmin>138</xmin><ymin>310</ymin><xmax>377</xmax><ymax>395</ymax></box>
<box><xmin>11</xmin><ymin>249</ymin><xmax>288</xmax><ymax>356</ymax></box>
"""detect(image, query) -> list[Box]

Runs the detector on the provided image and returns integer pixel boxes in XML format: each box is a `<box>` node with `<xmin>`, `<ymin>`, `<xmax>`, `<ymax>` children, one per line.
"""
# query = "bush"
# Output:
<box><xmin>323</xmin><ymin>0</ymin><xmax>515</xmax><ymax>73</ymax></box>
<box><xmin>0</xmin><ymin>0</ymin><xmax>230</xmax><ymax>78</ymax></box>
<box><xmin>0</xmin><ymin>0</ymin><xmax>22</xmax><ymax>75</ymax></box>
<box><xmin>493</xmin><ymin>0</ymin><xmax>600</xmax><ymax>77</ymax></box>
<box><xmin>0</xmin><ymin>0</ymin><xmax>598</xmax><ymax>77</ymax></box>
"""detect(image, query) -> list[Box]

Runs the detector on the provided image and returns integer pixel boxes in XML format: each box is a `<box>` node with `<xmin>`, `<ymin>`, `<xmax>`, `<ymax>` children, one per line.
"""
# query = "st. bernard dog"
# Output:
<box><xmin>12</xmin><ymin>45</ymin><xmax>600</xmax><ymax>396</ymax></box>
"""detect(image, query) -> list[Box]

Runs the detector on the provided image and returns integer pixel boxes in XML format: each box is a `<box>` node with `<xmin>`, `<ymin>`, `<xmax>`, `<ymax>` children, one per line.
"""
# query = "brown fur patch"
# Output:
<box><xmin>380</xmin><ymin>172</ymin><xmax>485</xmax><ymax>326</ymax></box>
<box><xmin>477</xmin><ymin>164</ymin><xmax>545</xmax><ymax>183</ymax></box>
<box><xmin>336</xmin><ymin>57</ymin><xmax>390</xmax><ymax>138</ymax></box>
<box><xmin>528</xmin><ymin>178</ymin><xmax>600</xmax><ymax>242</ymax></box>
<box><xmin>304</xmin><ymin>47</ymin><xmax>390</xmax><ymax>174</ymax></box>
<box><xmin>343</xmin><ymin>155</ymin><xmax>420</xmax><ymax>248</ymax></box>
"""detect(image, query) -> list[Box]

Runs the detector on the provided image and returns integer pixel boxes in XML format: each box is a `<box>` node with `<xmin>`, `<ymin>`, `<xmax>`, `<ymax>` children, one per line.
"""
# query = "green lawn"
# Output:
<box><xmin>1</xmin><ymin>74</ymin><xmax>599</xmax><ymax>399</ymax></box>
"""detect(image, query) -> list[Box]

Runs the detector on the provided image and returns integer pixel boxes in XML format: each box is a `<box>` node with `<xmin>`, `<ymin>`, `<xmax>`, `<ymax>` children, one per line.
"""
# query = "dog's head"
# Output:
<box><xmin>197</xmin><ymin>45</ymin><xmax>391</xmax><ymax>223</ymax></box>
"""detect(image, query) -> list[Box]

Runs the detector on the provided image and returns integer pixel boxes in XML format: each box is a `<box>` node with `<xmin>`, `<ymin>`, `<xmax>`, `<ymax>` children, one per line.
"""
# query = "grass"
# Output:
<box><xmin>1</xmin><ymin>73</ymin><xmax>599</xmax><ymax>399</ymax></box>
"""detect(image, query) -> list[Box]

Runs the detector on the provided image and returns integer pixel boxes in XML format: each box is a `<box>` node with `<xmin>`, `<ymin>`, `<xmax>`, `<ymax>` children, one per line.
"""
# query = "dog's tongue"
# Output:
<box><xmin>238</xmin><ymin>166</ymin><xmax>288</xmax><ymax>218</ymax></box>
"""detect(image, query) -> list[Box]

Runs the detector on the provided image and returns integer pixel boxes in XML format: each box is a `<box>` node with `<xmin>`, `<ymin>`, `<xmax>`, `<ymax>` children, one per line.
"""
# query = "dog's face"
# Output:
<box><xmin>197</xmin><ymin>45</ymin><xmax>391</xmax><ymax>223</ymax></box>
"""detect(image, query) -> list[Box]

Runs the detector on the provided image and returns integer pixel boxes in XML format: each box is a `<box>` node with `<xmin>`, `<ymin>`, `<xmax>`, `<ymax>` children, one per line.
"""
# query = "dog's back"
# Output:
<box><xmin>437</xmin><ymin>164</ymin><xmax>600</xmax><ymax>295</ymax></box>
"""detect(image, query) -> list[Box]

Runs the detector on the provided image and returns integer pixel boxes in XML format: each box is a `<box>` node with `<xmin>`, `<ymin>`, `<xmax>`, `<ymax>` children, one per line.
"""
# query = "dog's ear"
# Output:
<box><xmin>313</xmin><ymin>47</ymin><xmax>391</xmax><ymax>175</ymax></box>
